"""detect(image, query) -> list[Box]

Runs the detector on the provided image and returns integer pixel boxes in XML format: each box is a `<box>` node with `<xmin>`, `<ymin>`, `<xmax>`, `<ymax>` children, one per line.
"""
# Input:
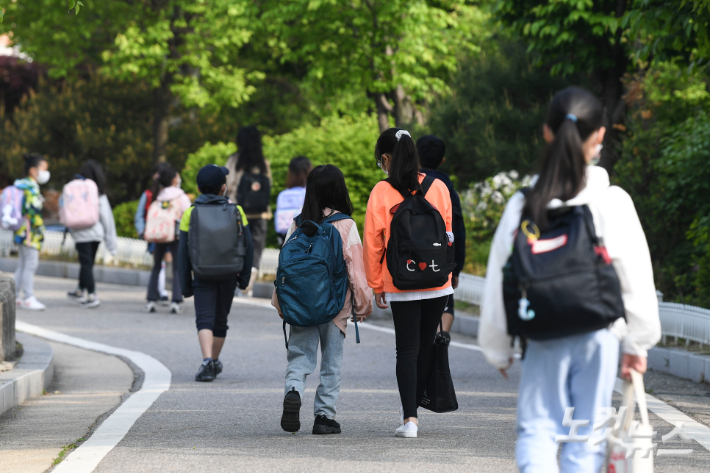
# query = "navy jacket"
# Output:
<box><xmin>178</xmin><ymin>194</ymin><xmax>254</xmax><ymax>297</ymax></box>
<box><xmin>421</xmin><ymin>168</ymin><xmax>466</xmax><ymax>276</ymax></box>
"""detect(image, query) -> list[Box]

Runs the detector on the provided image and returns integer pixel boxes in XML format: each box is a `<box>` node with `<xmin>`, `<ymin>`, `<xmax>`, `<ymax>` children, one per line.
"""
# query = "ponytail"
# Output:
<box><xmin>524</xmin><ymin>87</ymin><xmax>604</xmax><ymax>230</ymax></box>
<box><xmin>152</xmin><ymin>163</ymin><xmax>176</xmax><ymax>199</ymax></box>
<box><xmin>375</xmin><ymin>128</ymin><xmax>421</xmax><ymax>195</ymax></box>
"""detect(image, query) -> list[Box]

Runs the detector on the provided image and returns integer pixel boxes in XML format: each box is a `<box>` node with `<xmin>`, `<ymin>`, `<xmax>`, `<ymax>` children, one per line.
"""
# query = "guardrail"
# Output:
<box><xmin>3</xmin><ymin>229</ymin><xmax>710</xmax><ymax>346</ymax></box>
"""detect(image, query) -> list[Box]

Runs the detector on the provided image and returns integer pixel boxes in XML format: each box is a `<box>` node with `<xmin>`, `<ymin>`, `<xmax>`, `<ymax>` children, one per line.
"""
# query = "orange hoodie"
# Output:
<box><xmin>364</xmin><ymin>174</ymin><xmax>453</xmax><ymax>294</ymax></box>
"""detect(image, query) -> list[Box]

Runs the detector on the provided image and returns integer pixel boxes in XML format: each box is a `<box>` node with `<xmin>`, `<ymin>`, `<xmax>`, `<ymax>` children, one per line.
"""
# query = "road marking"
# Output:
<box><xmin>613</xmin><ymin>378</ymin><xmax>710</xmax><ymax>452</ymax></box>
<box><xmin>16</xmin><ymin>321</ymin><xmax>172</xmax><ymax>473</ymax></box>
<box><xmin>234</xmin><ymin>297</ymin><xmax>710</xmax><ymax>452</ymax></box>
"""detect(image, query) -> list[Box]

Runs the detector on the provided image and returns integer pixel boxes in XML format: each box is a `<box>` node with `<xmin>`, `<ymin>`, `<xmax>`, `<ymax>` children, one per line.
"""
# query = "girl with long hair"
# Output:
<box><xmin>363</xmin><ymin>128</ymin><xmax>454</xmax><ymax>438</ymax></box>
<box><xmin>225</xmin><ymin>126</ymin><xmax>272</xmax><ymax>294</ymax></box>
<box><xmin>272</xmin><ymin>164</ymin><xmax>372</xmax><ymax>435</ymax></box>
<box><xmin>66</xmin><ymin>159</ymin><xmax>118</xmax><ymax>308</ymax></box>
<box><xmin>479</xmin><ymin>87</ymin><xmax>661</xmax><ymax>472</ymax></box>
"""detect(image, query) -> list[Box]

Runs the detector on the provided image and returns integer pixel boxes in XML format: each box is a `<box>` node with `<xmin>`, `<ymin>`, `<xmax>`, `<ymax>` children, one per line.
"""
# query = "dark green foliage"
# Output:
<box><xmin>614</xmin><ymin>63</ymin><xmax>710</xmax><ymax>306</ymax></box>
<box><xmin>427</xmin><ymin>41</ymin><xmax>572</xmax><ymax>187</ymax></box>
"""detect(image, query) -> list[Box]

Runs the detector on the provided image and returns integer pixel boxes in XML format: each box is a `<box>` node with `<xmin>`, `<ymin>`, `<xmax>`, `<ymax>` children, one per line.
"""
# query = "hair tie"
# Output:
<box><xmin>395</xmin><ymin>130</ymin><xmax>411</xmax><ymax>141</ymax></box>
<box><xmin>565</xmin><ymin>114</ymin><xmax>578</xmax><ymax>123</ymax></box>
<box><xmin>153</xmin><ymin>173</ymin><xmax>160</xmax><ymax>180</ymax></box>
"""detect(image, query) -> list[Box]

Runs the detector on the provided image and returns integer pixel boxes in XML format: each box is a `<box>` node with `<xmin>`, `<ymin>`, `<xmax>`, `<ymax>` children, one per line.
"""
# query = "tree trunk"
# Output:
<box><xmin>598</xmin><ymin>0</ymin><xmax>629</xmax><ymax>173</ymax></box>
<box><xmin>393</xmin><ymin>84</ymin><xmax>414</xmax><ymax>128</ymax></box>
<box><xmin>152</xmin><ymin>85</ymin><xmax>171</xmax><ymax>164</ymax></box>
<box><xmin>374</xmin><ymin>92</ymin><xmax>392</xmax><ymax>132</ymax></box>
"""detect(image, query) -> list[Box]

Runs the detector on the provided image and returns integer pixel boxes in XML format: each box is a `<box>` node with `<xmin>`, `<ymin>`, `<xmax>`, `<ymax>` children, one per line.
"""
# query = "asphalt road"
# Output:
<box><xmin>8</xmin><ymin>275</ymin><xmax>710</xmax><ymax>472</ymax></box>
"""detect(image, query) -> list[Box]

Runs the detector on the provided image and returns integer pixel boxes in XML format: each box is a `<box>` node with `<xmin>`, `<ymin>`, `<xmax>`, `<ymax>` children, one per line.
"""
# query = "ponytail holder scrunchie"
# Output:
<box><xmin>395</xmin><ymin>130</ymin><xmax>411</xmax><ymax>141</ymax></box>
<box><xmin>565</xmin><ymin>114</ymin><xmax>578</xmax><ymax>123</ymax></box>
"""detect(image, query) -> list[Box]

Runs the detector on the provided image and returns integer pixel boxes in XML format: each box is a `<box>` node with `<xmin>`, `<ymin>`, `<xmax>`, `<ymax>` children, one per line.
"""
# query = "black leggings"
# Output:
<box><xmin>391</xmin><ymin>296</ymin><xmax>448</xmax><ymax>419</ymax></box>
<box><xmin>76</xmin><ymin>241</ymin><xmax>100</xmax><ymax>294</ymax></box>
<box><xmin>147</xmin><ymin>241</ymin><xmax>182</xmax><ymax>303</ymax></box>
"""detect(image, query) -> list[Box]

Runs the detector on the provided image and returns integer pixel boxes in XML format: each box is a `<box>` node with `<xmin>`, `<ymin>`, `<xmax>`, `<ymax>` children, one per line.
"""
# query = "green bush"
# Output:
<box><xmin>615</xmin><ymin>62</ymin><xmax>710</xmax><ymax>306</ymax></box>
<box><xmin>186</xmin><ymin>114</ymin><xmax>382</xmax><ymax>235</ymax></box>
<box><xmin>460</xmin><ymin>171</ymin><xmax>531</xmax><ymax>275</ymax></box>
<box><xmin>263</xmin><ymin>114</ymin><xmax>382</xmax><ymax>232</ymax></box>
<box><xmin>181</xmin><ymin>142</ymin><xmax>236</xmax><ymax>196</ymax></box>
<box><xmin>113</xmin><ymin>200</ymin><xmax>139</xmax><ymax>238</ymax></box>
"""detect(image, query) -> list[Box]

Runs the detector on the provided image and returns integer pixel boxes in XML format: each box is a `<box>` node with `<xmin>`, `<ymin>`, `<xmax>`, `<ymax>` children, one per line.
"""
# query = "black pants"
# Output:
<box><xmin>147</xmin><ymin>241</ymin><xmax>182</xmax><ymax>303</ymax></box>
<box><xmin>391</xmin><ymin>296</ymin><xmax>448</xmax><ymax>419</ymax></box>
<box><xmin>194</xmin><ymin>276</ymin><xmax>238</xmax><ymax>338</ymax></box>
<box><xmin>76</xmin><ymin>241</ymin><xmax>100</xmax><ymax>294</ymax></box>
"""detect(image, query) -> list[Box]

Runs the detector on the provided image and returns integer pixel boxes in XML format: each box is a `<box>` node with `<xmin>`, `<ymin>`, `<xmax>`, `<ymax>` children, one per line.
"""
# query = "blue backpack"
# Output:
<box><xmin>275</xmin><ymin>213</ymin><xmax>360</xmax><ymax>348</ymax></box>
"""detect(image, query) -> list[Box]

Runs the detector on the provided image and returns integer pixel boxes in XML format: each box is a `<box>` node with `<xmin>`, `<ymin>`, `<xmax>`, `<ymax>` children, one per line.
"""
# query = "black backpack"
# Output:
<box><xmin>188</xmin><ymin>199</ymin><xmax>247</xmax><ymax>280</ymax></box>
<box><xmin>385</xmin><ymin>176</ymin><xmax>456</xmax><ymax>290</ymax></box>
<box><xmin>503</xmin><ymin>189</ymin><xmax>625</xmax><ymax>340</ymax></box>
<box><xmin>237</xmin><ymin>172</ymin><xmax>271</xmax><ymax>215</ymax></box>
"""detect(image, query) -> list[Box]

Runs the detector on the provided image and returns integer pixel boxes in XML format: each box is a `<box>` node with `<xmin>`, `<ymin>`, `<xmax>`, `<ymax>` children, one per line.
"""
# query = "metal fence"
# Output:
<box><xmin>3</xmin><ymin>229</ymin><xmax>710</xmax><ymax>345</ymax></box>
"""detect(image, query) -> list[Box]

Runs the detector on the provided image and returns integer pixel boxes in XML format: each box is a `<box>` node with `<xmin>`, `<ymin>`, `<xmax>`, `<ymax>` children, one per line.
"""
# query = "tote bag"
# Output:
<box><xmin>606</xmin><ymin>369</ymin><xmax>654</xmax><ymax>473</ymax></box>
<box><xmin>419</xmin><ymin>321</ymin><xmax>458</xmax><ymax>413</ymax></box>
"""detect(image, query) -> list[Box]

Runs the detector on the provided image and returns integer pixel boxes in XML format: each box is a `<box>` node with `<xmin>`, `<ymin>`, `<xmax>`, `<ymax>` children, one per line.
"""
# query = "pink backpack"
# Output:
<box><xmin>144</xmin><ymin>198</ymin><xmax>181</xmax><ymax>243</ymax></box>
<box><xmin>0</xmin><ymin>186</ymin><xmax>24</xmax><ymax>231</ymax></box>
<box><xmin>60</xmin><ymin>179</ymin><xmax>100</xmax><ymax>230</ymax></box>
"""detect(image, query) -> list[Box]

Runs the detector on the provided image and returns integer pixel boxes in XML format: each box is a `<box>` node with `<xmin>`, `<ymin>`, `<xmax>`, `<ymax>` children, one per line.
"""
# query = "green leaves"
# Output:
<box><xmin>68</xmin><ymin>0</ymin><xmax>84</xmax><ymax>15</ymax></box>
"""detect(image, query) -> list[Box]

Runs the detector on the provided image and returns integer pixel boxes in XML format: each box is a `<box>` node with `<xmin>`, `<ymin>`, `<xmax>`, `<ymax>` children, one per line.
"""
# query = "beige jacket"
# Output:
<box><xmin>272</xmin><ymin>210</ymin><xmax>373</xmax><ymax>335</ymax></box>
<box><xmin>225</xmin><ymin>153</ymin><xmax>273</xmax><ymax>220</ymax></box>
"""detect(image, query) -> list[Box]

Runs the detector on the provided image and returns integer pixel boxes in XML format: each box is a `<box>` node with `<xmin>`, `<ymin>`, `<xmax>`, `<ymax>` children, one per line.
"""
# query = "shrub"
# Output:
<box><xmin>113</xmin><ymin>200</ymin><xmax>140</xmax><ymax>238</ymax></box>
<box><xmin>181</xmin><ymin>142</ymin><xmax>235</xmax><ymax>196</ymax></box>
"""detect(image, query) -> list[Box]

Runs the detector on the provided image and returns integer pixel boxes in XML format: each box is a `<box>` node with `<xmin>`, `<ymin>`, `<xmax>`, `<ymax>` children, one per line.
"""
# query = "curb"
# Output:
<box><xmin>0</xmin><ymin>257</ymin><xmax>151</xmax><ymax>287</ymax></box>
<box><xmin>0</xmin><ymin>332</ymin><xmax>54</xmax><ymax>417</ymax></box>
<box><xmin>648</xmin><ymin>346</ymin><xmax>710</xmax><ymax>384</ymax></box>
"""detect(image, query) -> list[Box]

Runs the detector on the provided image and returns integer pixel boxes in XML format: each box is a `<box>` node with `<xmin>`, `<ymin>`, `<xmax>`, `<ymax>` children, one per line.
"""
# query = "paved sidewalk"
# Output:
<box><xmin>0</xmin><ymin>341</ymin><xmax>133</xmax><ymax>473</ymax></box>
<box><xmin>9</xmin><ymin>276</ymin><xmax>710</xmax><ymax>472</ymax></box>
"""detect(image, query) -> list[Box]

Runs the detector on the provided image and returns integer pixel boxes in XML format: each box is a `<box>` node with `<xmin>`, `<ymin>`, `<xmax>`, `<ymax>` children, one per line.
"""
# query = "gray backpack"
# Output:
<box><xmin>188</xmin><ymin>201</ymin><xmax>246</xmax><ymax>280</ymax></box>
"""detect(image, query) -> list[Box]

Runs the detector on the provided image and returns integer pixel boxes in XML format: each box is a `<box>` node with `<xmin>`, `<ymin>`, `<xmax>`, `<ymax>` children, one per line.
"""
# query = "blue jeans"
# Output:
<box><xmin>516</xmin><ymin>329</ymin><xmax>619</xmax><ymax>473</ymax></box>
<box><xmin>285</xmin><ymin>321</ymin><xmax>344</xmax><ymax>419</ymax></box>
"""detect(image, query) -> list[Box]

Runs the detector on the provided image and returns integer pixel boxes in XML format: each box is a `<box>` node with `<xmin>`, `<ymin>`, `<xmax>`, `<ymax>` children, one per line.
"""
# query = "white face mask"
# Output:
<box><xmin>589</xmin><ymin>144</ymin><xmax>603</xmax><ymax>166</ymax></box>
<box><xmin>36</xmin><ymin>170</ymin><xmax>50</xmax><ymax>185</ymax></box>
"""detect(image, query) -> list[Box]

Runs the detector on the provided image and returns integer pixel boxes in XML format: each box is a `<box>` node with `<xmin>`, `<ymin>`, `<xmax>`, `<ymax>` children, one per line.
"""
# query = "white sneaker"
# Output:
<box><xmin>170</xmin><ymin>302</ymin><xmax>181</xmax><ymax>314</ymax></box>
<box><xmin>144</xmin><ymin>301</ymin><xmax>156</xmax><ymax>313</ymax></box>
<box><xmin>81</xmin><ymin>294</ymin><xmax>101</xmax><ymax>309</ymax></box>
<box><xmin>395</xmin><ymin>421</ymin><xmax>418</xmax><ymax>438</ymax></box>
<box><xmin>22</xmin><ymin>296</ymin><xmax>46</xmax><ymax>311</ymax></box>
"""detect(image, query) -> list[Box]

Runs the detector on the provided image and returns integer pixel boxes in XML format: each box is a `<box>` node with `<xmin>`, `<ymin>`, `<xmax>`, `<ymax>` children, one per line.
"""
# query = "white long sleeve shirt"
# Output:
<box><xmin>479</xmin><ymin>166</ymin><xmax>662</xmax><ymax>370</ymax></box>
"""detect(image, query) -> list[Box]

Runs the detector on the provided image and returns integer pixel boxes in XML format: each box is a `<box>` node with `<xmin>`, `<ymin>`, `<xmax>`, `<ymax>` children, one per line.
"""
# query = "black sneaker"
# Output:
<box><xmin>213</xmin><ymin>359</ymin><xmax>223</xmax><ymax>376</ymax></box>
<box><xmin>312</xmin><ymin>414</ymin><xmax>341</xmax><ymax>434</ymax></box>
<box><xmin>281</xmin><ymin>388</ymin><xmax>301</xmax><ymax>432</ymax></box>
<box><xmin>195</xmin><ymin>360</ymin><xmax>215</xmax><ymax>382</ymax></box>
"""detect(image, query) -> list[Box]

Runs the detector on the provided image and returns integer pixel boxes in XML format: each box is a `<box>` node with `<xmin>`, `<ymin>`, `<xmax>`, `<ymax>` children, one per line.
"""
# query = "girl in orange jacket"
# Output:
<box><xmin>363</xmin><ymin>128</ymin><xmax>454</xmax><ymax>438</ymax></box>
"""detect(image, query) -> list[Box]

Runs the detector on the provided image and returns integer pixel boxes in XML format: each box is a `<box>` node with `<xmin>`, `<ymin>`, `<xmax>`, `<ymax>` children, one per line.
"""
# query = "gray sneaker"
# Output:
<box><xmin>81</xmin><ymin>294</ymin><xmax>101</xmax><ymax>309</ymax></box>
<box><xmin>170</xmin><ymin>302</ymin><xmax>181</xmax><ymax>314</ymax></box>
<box><xmin>144</xmin><ymin>301</ymin><xmax>156</xmax><ymax>313</ymax></box>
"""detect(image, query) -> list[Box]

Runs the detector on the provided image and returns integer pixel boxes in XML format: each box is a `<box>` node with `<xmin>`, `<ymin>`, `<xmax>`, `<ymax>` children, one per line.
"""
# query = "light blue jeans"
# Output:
<box><xmin>285</xmin><ymin>321</ymin><xmax>344</xmax><ymax>420</ymax></box>
<box><xmin>516</xmin><ymin>329</ymin><xmax>619</xmax><ymax>473</ymax></box>
<box><xmin>15</xmin><ymin>245</ymin><xmax>39</xmax><ymax>299</ymax></box>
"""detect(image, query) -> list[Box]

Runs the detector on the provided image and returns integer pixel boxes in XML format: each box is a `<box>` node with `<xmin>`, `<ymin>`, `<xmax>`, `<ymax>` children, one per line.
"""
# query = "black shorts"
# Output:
<box><xmin>443</xmin><ymin>294</ymin><xmax>454</xmax><ymax>317</ymax></box>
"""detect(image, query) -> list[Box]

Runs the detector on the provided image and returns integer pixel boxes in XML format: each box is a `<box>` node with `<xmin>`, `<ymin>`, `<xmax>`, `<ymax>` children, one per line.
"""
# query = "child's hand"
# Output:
<box><xmin>375</xmin><ymin>292</ymin><xmax>388</xmax><ymax>309</ymax></box>
<box><xmin>351</xmin><ymin>315</ymin><xmax>366</xmax><ymax>323</ymax></box>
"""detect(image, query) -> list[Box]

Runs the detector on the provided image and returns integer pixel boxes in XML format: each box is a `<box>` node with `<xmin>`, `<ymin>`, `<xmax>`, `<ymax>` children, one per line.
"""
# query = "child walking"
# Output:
<box><xmin>274</xmin><ymin>156</ymin><xmax>312</xmax><ymax>246</ymax></box>
<box><xmin>272</xmin><ymin>164</ymin><xmax>372</xmax><ymax>435</ymax></box>
<box><xmin>14</xmin><ymin>153</ymin><xmax>50</xmax><ymax>311</ymax></box>
<box><xmin>178</xmin><ymin>165</ymin><xmax>254</xmax><ymax>382</ymax></box>
<box><xmin>479</xmin><ymin>87</ymin><xmax>661</xmax><ymax>472</ymax></box>
<box><xmin>364</xmin><ymin>128</ymin><xmax>455</xmax><ymax>438</ymax></box>
<box><xmin>144</xmin><ymin>164</ymin><xmax>191</xmax><ymax>314</ymax></box>
<box><xmin>417</xmin><ymin>135</ymin><xmax>466</xmax><ymax>334</ymax></box>
<box><xmin>67</xmin><ymin>160</ymin><xmax>118</xmax><ymax>308</ymax></box>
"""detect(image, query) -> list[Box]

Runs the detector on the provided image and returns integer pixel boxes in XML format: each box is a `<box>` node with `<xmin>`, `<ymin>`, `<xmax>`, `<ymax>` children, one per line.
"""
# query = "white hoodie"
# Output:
<box><xmin>479</xmin><ymin>166</ymin><xmax>662</xmax><ymax>370</ymax></box>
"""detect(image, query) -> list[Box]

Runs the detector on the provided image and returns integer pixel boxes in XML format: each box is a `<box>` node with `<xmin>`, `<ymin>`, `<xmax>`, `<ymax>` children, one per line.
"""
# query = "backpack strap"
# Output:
<box><xmin>420</xmin><ymin>175</ymin><xmax>436</xmax><ymax>196</ymax></box>
<box><xmin>321</xmin><ymin>213</ymin><xmax>352</xmax><ymax>225</ymax></box>
<box><xmin>283</xmin><ymin>320</ymin><xmax>289</xmax><ymax>349</ymax></box>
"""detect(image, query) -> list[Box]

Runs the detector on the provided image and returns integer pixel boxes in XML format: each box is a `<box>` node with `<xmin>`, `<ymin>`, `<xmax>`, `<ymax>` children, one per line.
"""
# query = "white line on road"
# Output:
<box><xmin>234</xmin><ymin>297</ymin><xmax>710</xmax><ymax>452</ymax></box>
<box><xmin>16</xmin><ymin>321</ymin><xmax>172</xmax><ymax>473</ymax></box>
